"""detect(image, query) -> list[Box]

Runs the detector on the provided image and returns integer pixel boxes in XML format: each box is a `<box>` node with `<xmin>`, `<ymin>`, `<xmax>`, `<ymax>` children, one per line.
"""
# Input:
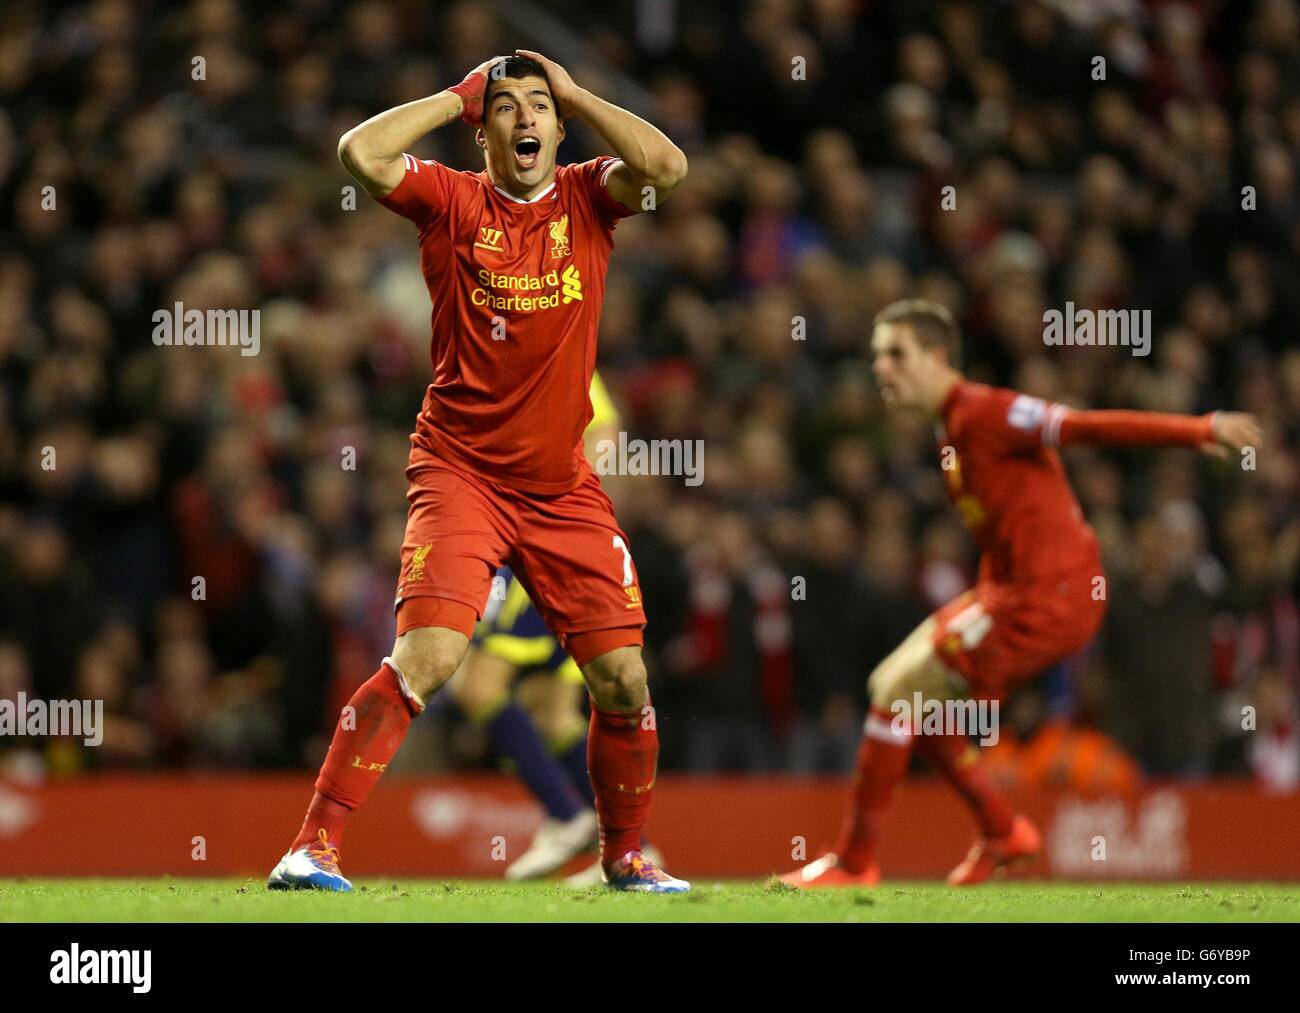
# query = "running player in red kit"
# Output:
<box><xmin>268</xmin><ymin>53</ymin><xmax>689</xmax><ymax>892</ymax></box>
<box><xmin>782</xmin><ymin>299</ymin><xmax>1261</xmax><ymax>887</ymax></box>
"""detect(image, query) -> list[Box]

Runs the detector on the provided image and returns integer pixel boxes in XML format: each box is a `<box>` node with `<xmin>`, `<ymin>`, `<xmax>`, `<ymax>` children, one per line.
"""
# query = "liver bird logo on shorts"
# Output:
<box><xmin>406</xmin><ymin>542</ymin><xmax>432</xmax><ymax>582</ymax></box>
<box><xmin>548</xmin><ymin>214</ymin><xmax>571</xmax><ymax>259</ymax></box>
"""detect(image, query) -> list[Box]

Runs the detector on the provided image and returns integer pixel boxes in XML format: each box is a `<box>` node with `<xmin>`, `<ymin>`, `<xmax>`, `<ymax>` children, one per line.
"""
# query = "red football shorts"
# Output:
<box><xmin>930</xmin><ymin>563</ymin><xmax>1107</xmax><ymax>700</ymax></box>
<box><xmin>394</xmin><ymin>445</ymin><xmax>645</xmax><ymax>659</ymax></box>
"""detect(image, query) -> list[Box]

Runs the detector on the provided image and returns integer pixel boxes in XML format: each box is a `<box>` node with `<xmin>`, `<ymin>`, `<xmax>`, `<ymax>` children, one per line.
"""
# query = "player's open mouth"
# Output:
<box><xmin>514</xmin><ymin>137</ymin><xmax>541</xmax><ymax>170</ymax></box>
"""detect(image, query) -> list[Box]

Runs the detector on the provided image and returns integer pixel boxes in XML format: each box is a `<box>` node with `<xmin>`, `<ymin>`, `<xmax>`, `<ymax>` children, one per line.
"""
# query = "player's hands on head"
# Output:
<box><xmin>452</xmin><ymin>56</ymin><xmax>507</xmax><ymax>126</ymax></box>
<box><xmin>1204</xmin><ymin>411</ymin><xmax>1263</xmax><ymax>457</ymax></box>
<box><xmin>515</xmin><ymin>49</ymin><xmax>582</xmax><ymax>114</ymax></box>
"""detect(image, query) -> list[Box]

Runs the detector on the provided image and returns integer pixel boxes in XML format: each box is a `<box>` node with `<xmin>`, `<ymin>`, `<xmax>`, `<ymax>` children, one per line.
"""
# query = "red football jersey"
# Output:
<box><xmin>379</xmin><ymin>154</ymin><xmax>633</xmax><ymax>494</ymax></box>
<box><xmin>937</xmin><ymin>380</ymin><xmax>1101</xmax><ymax>584</ymax></box>
<box><xmin>937</xmin><ymin>380</ymin><xmax>1216</xmax><ymax>584</ymax></box>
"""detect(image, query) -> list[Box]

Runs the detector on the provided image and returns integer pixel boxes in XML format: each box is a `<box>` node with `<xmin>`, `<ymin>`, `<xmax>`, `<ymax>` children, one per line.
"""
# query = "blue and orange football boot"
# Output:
<box><xmin>605</xmin><ymin>850</ymin><xmax>691</xmax><ymax>893</ymax></box>
<box><xmin>267</xmin><ymin>828</ymin><xmax>353</xmax><ymax>892</ymax></box>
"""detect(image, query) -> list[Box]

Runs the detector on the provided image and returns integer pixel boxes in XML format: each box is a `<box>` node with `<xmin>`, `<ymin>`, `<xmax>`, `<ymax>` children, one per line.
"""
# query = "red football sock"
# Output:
<box><xmin>834</xmin><ymin>707</ymin><xmax>914</xmax><ymax>874</ymax></box>
<box><xmin>914</xmin><ymin>732</ymin><xmax>1015</xmax><ymax>838</ymax></box>
<box><xmin>290</xmin><ymin>661</ymin><xmax>421</xmax><ymax>850</ymax></box>
<box><xmin>587</xmin><ymin>698</ymin><xmax>657</xmax><ymax>868</ymax></box>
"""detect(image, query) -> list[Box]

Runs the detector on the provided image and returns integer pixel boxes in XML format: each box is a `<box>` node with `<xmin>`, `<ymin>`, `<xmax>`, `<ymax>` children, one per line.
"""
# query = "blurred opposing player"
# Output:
<box><xmin>783</xmin><ymin>299</ymin><xmax>1261</xmax><ymax>887</ymax></box>
<box><xmin>451</xmin><ymin>556</ymin><xmax>668</xmax><ymax>885</ymax></box>
<box><xmin>452</xmin><ymin>564</ymin><xmax>598</xmax><ymax>879</ymax></box>
<box><xmin>269</xmin><ymin>52</ymin><xmax>689</xmax><ymax>892</ymax></box>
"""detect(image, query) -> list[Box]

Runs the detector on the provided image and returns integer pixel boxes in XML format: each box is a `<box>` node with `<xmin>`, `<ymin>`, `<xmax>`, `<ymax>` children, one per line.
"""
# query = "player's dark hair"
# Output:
<box><xmin>485</xmin><ymin>55</ymin><xmax>560</xmax><ymax>118</ymax></box>
<box><xmin>873</xmin><ymin>299</ymin><xmax>961</xmax><ymax>367</ymax></box>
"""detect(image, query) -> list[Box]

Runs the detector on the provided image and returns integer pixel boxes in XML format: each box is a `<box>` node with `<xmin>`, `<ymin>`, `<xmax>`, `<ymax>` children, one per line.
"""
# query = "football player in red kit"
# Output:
<box><xmin>782</xmin><ymin>299</ymin><xmax>1262</xmax><ymax>887</ymax></box>
<box><xmin>269</xmin><ymin>52</ymin><xmax>689</xmax><ymax>892</ymax></box>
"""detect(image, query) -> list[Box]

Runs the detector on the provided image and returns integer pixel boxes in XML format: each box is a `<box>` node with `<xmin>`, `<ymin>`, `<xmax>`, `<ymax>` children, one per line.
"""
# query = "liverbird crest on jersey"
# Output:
<box><xmin>549</xmin><ymin>214</ymin><xmax>571</xmax><ymax>259</ymax></box>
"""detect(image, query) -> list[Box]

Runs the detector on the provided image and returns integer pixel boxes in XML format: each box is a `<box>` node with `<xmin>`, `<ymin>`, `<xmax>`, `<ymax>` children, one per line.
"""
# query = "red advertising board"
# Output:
<box><xmin>0</xmin><ymin>775</ymin><xmax>1296</xmax><ymax>880</ymax></box>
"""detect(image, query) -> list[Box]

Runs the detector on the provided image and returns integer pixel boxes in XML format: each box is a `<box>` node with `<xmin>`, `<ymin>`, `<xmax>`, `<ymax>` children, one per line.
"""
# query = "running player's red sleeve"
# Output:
<box><xmin>1051</xmin><ymin>407</ymin><xmax>1215</xmax><ymax>448</ymax></box>
<box><xmin>966</xmin><ymin>387</ymin><xmax>1215</xmax><ymax>452</ymax></box>
<box><xmin>570</xmin><ymin>156</ymin><xmax>637</xmax><ymax>225</ymax></box>
<box><xmin>376</xmin><ymin>154</ymin><xmax>464</xmax><ymax>228</ymax></box>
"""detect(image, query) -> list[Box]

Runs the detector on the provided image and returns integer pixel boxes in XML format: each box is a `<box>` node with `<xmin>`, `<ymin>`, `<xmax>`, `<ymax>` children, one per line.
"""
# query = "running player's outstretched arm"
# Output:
<box><xmin>990</xmin><ymin>391</ymin><xmax>1263</xmax><ymax>456</ymax></box>
<box><xmin>338</xmin><ymin>57</ymin><xmax>502</xmax><ymax>198</ymax></box>
<box><xmin>516</xmin><ymin>49</ymin><xmax>688</xmax><ymax>210</ymax></box>
<box><xmin>1052</xmin><ymin>406</ymin><xmax>1262</xmax><ymax>456</ymax></box>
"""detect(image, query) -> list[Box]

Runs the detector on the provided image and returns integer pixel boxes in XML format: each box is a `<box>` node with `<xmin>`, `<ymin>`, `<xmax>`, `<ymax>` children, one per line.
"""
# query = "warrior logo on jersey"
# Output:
<box><xmin>548</xmin><ymin>214</ymin><xmax>571</xmax><ymax>259</ymax></box>
<box><xmin>475</xmin><ymin>227</ymin><xmax>505</xmax><ymax>253</ymax></box>
<box><xmin>942</xmin><ymin>451</ymin><xmax>985</xmax><ymax>530</ymax></box>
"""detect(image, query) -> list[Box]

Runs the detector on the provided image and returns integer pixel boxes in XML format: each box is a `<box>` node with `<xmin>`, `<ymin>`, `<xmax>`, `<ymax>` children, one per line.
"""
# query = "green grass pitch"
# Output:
<box><xmin>2</xmin><ymin>879</ymin><xmax>1298</xmax><ymax>922</ymax></box>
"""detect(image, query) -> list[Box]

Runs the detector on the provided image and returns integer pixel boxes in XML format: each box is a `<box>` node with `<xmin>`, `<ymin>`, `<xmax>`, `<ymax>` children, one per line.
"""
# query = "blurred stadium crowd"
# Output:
<box><xmin>0</xmin><ymin>0</ymin><xmax>1297</xmax><ymax>790</ymax></box>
